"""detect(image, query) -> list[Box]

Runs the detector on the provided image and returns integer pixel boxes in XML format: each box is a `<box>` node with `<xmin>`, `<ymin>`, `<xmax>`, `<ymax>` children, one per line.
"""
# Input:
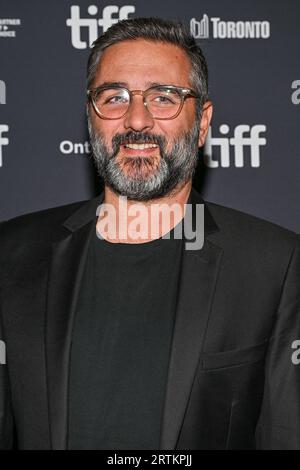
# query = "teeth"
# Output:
<box><xmin>125</xmin><ymin>143</ymin><xmax>158</xmax><ymax>149</ymax></box>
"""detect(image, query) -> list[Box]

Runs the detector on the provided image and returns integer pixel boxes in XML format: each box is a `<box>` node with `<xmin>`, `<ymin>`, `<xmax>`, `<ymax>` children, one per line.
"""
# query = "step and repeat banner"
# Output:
<box><xmin>0</xmin><ymin>0</ymin><xmax>299</xmax><ymax>231</ymax></box>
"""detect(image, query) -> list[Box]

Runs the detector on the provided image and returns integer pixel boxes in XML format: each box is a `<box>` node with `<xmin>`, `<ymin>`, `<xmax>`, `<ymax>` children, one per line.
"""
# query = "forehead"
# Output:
<box><xmin>93</xmin><ymin>39</ymin><xmax>192</xmax><ymax>88</ymax></box>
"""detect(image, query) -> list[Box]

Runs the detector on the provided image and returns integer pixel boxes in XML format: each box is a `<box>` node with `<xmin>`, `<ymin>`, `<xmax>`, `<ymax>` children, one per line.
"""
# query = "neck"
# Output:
<box><xmin>96</xmin><ymin>180</ymin><xmax>192</xmax><ymax>244</ymax></box>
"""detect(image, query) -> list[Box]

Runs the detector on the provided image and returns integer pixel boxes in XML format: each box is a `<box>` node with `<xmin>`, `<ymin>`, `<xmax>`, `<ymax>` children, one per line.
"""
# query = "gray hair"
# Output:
<box><xmin>87</xmin><ymin>17</ymin><xmax>209</xmax><ymax>120</ymax></box>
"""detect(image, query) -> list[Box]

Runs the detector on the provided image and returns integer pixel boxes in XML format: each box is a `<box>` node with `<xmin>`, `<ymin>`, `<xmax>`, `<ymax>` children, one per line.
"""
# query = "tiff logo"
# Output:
<box><xmin>0</xmin><ymin>125</ymin><xmax>9</xmax><ymax>167</ymax></box>
<box><xmin>0</xmin><ymin>79</ymin><xmax>6</xmax><ymax>104</ymax></box>
<box><xmin>0</xmin><ymin>340</ymin><xmax>6</xmax><ymax>365</ymax></box>
<box><xmin>204</xmin><ymin>124</ymin><xmax>267</xmax><ymax>168</ymax></box>
<box><xmin>66</xmin><ymin>5</ymin><xmax>135</xmax><ymax>49</ymax></box>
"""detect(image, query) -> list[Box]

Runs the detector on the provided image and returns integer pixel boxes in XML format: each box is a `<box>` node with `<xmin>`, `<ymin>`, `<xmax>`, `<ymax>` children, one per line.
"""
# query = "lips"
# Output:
<box><xmin>124</xmin><ymin>143</ymin><xmax>159</xmax><ymax>150</ymax></box>
<box><xmin>113</xmin><ymin>132</ymin><xmax>165</xmax><ymax>156</ymax></box>
<box><xmin>119</xmin><ymin>142</ymin><xmax>160</xmax><ymax>157</ymax></box>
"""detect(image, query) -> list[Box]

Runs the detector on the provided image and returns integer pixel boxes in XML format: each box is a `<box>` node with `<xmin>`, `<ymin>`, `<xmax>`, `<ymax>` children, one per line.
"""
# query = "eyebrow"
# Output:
<box><xmin>93</xmin><ymin>81</ymin><xmax>178</xmax><ymax>89</ymax></box>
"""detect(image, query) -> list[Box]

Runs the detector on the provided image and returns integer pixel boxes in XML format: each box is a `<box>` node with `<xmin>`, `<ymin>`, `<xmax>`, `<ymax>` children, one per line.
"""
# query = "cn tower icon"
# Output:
<box><xmin>190</xmin><ymin>14</ymin><xmax>209</xmax><ymax>39</ymax></box>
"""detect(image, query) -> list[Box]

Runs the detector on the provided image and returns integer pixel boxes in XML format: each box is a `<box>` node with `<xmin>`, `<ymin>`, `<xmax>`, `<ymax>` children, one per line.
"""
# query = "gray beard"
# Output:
<box><xmin>87</xmin><ymin>114</ymin><xmax>200</xmax><ymax>201</ymax></box>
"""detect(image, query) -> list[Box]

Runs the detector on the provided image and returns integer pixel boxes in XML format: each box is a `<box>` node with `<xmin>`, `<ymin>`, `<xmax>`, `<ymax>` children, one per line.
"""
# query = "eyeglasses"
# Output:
<box><xmin>87</xmin><ymin>84</ymin><xmax>200</xmax><ymax>120</ymax></box>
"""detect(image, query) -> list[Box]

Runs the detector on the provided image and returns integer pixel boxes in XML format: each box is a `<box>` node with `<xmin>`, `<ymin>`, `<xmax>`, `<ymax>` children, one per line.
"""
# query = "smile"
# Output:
<box><xmin>124</xmin><ymin>143</ymin><xmax>159</xmax><ymax>149</ymax></box>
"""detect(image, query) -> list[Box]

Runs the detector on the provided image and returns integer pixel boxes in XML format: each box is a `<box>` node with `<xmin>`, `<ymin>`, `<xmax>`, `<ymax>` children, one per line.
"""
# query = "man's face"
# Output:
<box><xmin>88</xmin><ymin>39</ymin><xmax>212</xmax><ymax>201</ymax></box>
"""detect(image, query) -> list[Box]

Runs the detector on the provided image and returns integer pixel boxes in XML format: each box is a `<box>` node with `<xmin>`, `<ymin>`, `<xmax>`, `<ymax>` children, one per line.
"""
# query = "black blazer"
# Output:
<box><xmin>0</xmin><ymin>187</ymin><xmax>299</xmax><ymax>449</ymax></box>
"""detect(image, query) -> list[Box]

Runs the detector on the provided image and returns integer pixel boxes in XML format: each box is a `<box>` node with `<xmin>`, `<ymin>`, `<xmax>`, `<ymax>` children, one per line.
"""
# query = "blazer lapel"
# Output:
<box><xmin>160</xmin><ymin>188</ymin><xmax>223</xmax><ymax>449</ymax></box>
<box><xmin>45</xmin><ymin>193</ymin><xmax>103</xmax><ymax>449</ymax></box>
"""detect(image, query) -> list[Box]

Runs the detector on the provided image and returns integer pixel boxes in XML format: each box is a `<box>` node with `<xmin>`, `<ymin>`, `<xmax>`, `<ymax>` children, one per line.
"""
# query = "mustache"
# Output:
<box><xmin>112</xmin><ymin>132</ymin><xmax>166</xmax><ymax>152</ymax></box>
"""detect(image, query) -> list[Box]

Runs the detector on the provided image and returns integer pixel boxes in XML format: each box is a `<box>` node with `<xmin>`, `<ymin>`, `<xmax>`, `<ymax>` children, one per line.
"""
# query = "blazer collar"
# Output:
<box><xmin>62</xmin><ymin>186</ymin><xmax>219</xmax><ymax>237</ymax></box>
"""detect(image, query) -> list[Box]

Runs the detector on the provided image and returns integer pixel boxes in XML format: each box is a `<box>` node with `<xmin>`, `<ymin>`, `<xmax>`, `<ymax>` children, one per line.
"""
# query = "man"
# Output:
<box><xmin>0</xmin><ymin>18</ymin><xmax>299</xmax><ymax>450</ymax></box>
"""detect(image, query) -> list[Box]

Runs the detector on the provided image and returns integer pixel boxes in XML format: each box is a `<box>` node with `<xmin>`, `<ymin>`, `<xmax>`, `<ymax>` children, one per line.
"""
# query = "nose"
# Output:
<box><xmin>123</xmin><ymin>94</ymin><xmax>154</xmax><ymax>132</ymax></box>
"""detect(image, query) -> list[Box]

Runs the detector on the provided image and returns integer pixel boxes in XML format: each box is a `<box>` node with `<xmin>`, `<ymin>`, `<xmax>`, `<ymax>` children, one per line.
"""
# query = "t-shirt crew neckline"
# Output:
<box><xmin>94</xmin><ymin>217</ymin><xmax>184</xmax><ymax>254</ymax></box>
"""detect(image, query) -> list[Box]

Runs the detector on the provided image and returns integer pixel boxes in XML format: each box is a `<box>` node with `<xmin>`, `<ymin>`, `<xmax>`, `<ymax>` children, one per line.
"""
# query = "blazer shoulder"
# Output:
<box><xmin>0</xmin><ymin>199</ymin><xmax>89</xmax><ymax>245</ymax></box>
<box><xmin>206</xmin><ymin>200</ymin><xmax>299</xmax><ymax>252</ymax></box>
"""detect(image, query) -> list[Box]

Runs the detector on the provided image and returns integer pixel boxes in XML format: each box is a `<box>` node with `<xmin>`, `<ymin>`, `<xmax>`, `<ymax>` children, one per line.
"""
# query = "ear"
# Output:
<box><xmin>198</xmin><ymin>101</ymin><xmax>213</xmax><ymax>147</ymax></box>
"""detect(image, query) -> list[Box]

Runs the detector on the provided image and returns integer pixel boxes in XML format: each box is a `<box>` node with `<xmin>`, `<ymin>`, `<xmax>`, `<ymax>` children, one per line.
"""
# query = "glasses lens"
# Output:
<box><xmin>93</xmin><ymin>87</ymin><xmax>130</xmax><ymax>118</ymax></box>
<box><xmin>146</xmin><ymin>87</ymin><xmax>182</xmax><ymax>118</ymax></box>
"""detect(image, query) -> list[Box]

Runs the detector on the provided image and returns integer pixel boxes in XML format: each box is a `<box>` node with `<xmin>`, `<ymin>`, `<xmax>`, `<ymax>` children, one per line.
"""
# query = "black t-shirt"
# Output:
<box><xmin>68</xmin><ymin>220</ymin><xmax>183</xmax><ymax>449</ymax></box>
